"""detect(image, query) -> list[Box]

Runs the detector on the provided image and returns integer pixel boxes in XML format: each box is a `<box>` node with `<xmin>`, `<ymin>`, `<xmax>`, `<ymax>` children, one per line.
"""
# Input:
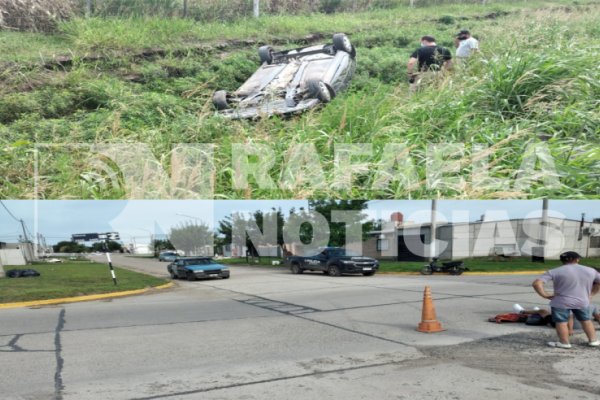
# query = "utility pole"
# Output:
<box><xmin>430</xmin><ymin>199</ymin><xmax>437</xmax><ymax>261</ymax></box>
<box><xmin>253</xmin><ymin>0</ymin><xmax>260</xmax><ymax>18</ymax></box>
<box><xmin>19</xmin><ymin>218</ymin><xmax>33</xmax><ymax>262</ymax></box>
<box><xmin>19</xmin><ymin>219</ymin><xmax>29</xmax><ymax>243</ymax></box>
<box><xmin>183</xmin><ymin>0</ymin><xmax>188</xmax><ymax>18</ymax></box>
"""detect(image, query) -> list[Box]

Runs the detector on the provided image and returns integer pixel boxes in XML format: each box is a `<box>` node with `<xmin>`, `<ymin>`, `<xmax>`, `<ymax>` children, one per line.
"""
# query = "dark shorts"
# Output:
<box><xmin>551</xmin><ymin>307</ymin><xmax>591</xmax><ymax>323</ymax></box>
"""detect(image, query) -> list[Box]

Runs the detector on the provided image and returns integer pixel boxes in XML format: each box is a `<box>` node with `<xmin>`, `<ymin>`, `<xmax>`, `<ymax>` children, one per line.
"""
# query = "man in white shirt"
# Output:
<box><xmin>455</xmin><ymin>30</ymin><xmax>479</xmax><ymax>59</ymax></box>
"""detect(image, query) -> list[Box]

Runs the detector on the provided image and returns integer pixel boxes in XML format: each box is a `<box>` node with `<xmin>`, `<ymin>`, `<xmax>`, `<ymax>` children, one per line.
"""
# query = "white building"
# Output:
<box><xmin>366</xmin><ymin>217</ymin><xmax>600</xmax><ymax>261</ymax></box>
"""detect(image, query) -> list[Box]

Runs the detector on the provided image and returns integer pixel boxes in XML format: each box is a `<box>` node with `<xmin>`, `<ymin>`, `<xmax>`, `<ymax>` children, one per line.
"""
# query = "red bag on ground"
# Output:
<box><xmin>489</xmin><ymin>313</ymin><xmax>527</xmax><ymax>323</ymax></box>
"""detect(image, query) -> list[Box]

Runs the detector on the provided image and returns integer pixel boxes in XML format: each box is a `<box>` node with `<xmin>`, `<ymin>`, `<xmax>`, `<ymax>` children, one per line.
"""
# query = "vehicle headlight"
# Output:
<box><xmin>341</xmin><ymin>260</ymin><xmax>353</xmax><ymax>264</ymax></box>
<box><xmin>192</xmin><ymin>269</ymin><xmax>204</xmax><ymax>273</ymax></box>
<box><xmin>220</xmin><ymin>268</ymin><xmax>229</xmax><ymax>271</ymax></box>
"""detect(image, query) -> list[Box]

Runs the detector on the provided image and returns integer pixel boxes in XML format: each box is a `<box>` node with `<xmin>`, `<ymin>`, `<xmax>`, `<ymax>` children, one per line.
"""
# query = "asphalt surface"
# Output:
<box><xmin>1</xmin><ymin>254</ymin><xmax>599</xmax><ymax>399</ymax></box>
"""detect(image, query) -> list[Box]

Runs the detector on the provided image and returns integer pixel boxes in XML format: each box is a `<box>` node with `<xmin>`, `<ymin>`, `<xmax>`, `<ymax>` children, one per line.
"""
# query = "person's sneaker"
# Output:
<box><xmin>513</xmin><ymin>303</ymin><xmax>525</xmax><ymax>313</ymax></box>
<box><xmin>588</xmin><ymin>341</ymin><xmax>600</xmax><ymax>347</ymax></box>
<box><xmin>547</xmin><ymin>342</ymin><xmax>572</xmax><ymax>349</ymax></box>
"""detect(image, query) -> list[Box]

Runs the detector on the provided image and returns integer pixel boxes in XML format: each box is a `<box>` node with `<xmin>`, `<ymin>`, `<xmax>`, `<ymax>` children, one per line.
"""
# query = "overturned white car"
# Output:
<box><xmin>213</xmin><ymin>33</ymin><xmax>356</xmax><ymax>119</ymax></box>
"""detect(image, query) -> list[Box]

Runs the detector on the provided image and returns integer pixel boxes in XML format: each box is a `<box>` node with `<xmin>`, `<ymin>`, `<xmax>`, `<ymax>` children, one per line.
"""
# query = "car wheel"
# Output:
<box><xmin>258</xmin><ymin>45</ymin><xmax>274</xmax><ymax>65</ymax></box>
<box><xmin>212</xmin><ymin>90</ymin><xmax>230</xmax><ymax>110</ymax></box>
<box><xmin>362</xmin><ymin>271</ymin><xmax>376</xmax><ymax>276</ymax></box>
<box><xmin>328</xmin><ymin>264</ymin><xmax>341</xmax><ymax>277</ymax></box>
<box><xmin>308</xmin><ymin>80</ymin><xmax>335</xmax><ymax>103</ymax></box>
<box><xmin>420</xmin><ymin>266</ymin><xmax>433</xmax><ymax>275</ymax></box>
<box><xmin>222</xmin><ymin>275</ymin><xmax>230</xmax><ymax>279</ymax></box>
<box><xmin>333</xmin><ymin>33</ymin><xmax>353</xmax><ymax>53</ymax></box>
<box><xmin>290</xmin><ymin>263</ymin><xmax>303</xmax><ymax>274</ymax></box>
<box><xmin>169</xmin><ymin>270</ymin><xmax>176</xmax><ymax>279</ymax></box>
<box><xmin>449</xmin><ymin>267</ymin><xmax>463</xmax><ymax>276</ymax></box>
<box><xmin>186</xmin><ymin>271</ymin><xmax>196</xmax><ymax>281</ymax></box>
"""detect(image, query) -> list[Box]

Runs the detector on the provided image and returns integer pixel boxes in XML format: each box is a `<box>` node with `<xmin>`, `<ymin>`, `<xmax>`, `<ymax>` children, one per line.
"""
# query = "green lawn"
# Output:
<box><xmin>1</xmin><ymin>0</ymin><xmax>599</xmax><ymax>199</ymax></box>
<box><xmin>378</xmin><ymin>258</ymin><xmax>600</xmax><ymax>273</ymax></box>
<box><xmin>219</xmin><ymin>257</ymin><xmax>600</xmax><ymax>274</ymax></box>
<box><xmin>0</xmin><ymin>262</ymin><xmax>167</xmax><ymax>303</ymax></box>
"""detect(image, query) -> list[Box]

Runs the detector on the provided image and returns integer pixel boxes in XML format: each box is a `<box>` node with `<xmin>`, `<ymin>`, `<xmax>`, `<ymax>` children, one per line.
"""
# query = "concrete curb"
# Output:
<box><xmin>0</xmin><ymin>282</ymin><xmax>174</xmax><ymax>310</ymax></box>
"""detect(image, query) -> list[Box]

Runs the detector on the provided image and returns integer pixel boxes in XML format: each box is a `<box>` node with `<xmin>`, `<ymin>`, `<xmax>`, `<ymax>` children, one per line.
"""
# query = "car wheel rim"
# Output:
<box><xmin>319</xmin><ymin>82</ymin><xmax>331</xmax><ymax>101</ymax></box>
<box><xmin>343</xmin><ymin>37</ymin><xmax>351</xmax><ymax>52</ymax></box>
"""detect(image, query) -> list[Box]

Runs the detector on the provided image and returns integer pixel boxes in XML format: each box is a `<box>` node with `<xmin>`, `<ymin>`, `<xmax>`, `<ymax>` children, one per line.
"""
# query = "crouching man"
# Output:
<box><xmin>532</xmin><ymin>251</ymin><xmax>600</xmax><ymax>348</ymax></box>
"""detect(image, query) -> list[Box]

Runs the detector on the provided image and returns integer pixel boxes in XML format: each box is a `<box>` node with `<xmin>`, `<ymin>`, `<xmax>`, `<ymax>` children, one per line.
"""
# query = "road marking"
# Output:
<box><xmin>54</xmin><ymin>309</ymin><xmax>66</xmax><ymax>400</ymax></box>
<box><xmin>238</xmin><ymin>297</ymin><xmax>320</xmax><ymax>315</ymax></box>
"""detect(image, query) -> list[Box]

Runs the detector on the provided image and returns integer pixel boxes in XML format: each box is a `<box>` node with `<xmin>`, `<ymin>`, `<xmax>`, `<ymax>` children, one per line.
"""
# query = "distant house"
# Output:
<box><xmin>365</xmin><ymin>216</ymin><xmax>600</xmax><ymax>261</ymax></box>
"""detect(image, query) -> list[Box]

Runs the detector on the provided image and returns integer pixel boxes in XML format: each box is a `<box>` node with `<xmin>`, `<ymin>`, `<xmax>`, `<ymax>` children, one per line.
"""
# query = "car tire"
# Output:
<box><xmin>186</xmin><ymin>271</ymin><xmax>196</xmax><ymax>281</ymax></box>
<box><xmin>212</xmin><ymin>90</ymin><xmax>230</xmax><ymax>110</ymax></box>
<box><xmin>449</xmin><ymin>267</ymin><xmax>463</xmax><ymax>276</ymax></box>
<box><xmin>290</xmin><ymin>263</ymin><xmax>303</xmax><ymax>274</ymax></box>
<box><xmin>308</xmin><ymin>80</ymin><xmax>335</xmax><ymax>103</ymax></box>
<box><xmin>258</xmin><ymin>45</ymin><xmax>274</xmax><ymax>65</ymax></box>
<box><xmin>333</xmin><ymin>33</ymin><xmax>353</xmax><ymax>53</ymax></box>
<box><xmin>169</xmin><ymin>270</ymin><xmax>176</xmax><ymax>279</ymax></box>
<box><xmin>362</xmin><ymin>271</ymin><xmax>376</xmax><ymax>276</ymax></box>
<box><xmin>222</xmin><ymin>275</ymin><xmax>230</xmax><ymax>279</ymax></box>
<box><xmin>420</xmin><ymin>266</ymin><xmax>433</xmax><ymax>275</ymax></box>
<box><xmin>327</xmin><ymin>264</ymin><xmax>342</xmax><ymax>277</ymax></box>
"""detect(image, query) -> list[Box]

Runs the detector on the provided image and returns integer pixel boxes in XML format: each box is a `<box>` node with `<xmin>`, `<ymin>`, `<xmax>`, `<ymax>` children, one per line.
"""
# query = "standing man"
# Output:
<box><xmin>455</xmin><ymin>29</ymin><xmax>479</xmax><ymax>59</ymax></box>
<box><xmin>532</xmin><ymin>251</ymin><xmax>600</xmax><ymax>348</ymax></box>
<box><xmin>407</xmin><ymin>35</ymin><xmax>452</xmax><ymax>92</ymax></box>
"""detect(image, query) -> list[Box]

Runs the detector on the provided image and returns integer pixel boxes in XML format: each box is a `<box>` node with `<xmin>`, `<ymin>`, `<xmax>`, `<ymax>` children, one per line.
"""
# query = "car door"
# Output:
<box><xmin>175</xmin><ymin>260</ymin><xmax>187</xmax><ymax>278</ymax></box>
<box><xmin>302</xmin><ymin>254</ymin><xmax>321</xmax><ymax>271</ymax></box>
<box><xmin>304</xmin><ymin>250</ymin><xmax>327</xmax><ymax>271</ymax></box>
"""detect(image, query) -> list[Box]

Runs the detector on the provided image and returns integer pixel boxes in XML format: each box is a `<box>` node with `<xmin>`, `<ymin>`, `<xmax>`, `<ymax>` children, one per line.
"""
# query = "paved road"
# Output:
<box><xmin>1</xmin><ymin>255</ymin><xmax>599</xmax><ymax>399</ymax></box>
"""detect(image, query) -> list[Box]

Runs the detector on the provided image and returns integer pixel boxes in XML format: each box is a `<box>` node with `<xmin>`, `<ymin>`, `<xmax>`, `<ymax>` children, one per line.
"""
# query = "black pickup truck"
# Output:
<box><xmin>286</xmin><ymin>247</ymin><xmax>379</xmax><ymax>276</ymax></box>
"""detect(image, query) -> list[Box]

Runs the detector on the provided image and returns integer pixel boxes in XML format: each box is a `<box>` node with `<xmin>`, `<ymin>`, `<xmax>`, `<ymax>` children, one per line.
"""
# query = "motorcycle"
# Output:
<box><xmin>420</xmin><ymin>258</ymin><xmax>468</xmax><ymax>275</ymax></box>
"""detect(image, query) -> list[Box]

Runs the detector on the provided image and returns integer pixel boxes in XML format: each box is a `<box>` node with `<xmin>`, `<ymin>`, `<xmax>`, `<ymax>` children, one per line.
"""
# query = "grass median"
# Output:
<box><xmin>218</xmin><ymin>256</ymin><xmax>600</xmax><ymax>274</ymax></box>
<box><xmin>0</xmin><ymin>261</ymin><xmax>167</xmax><ymax>303</ymax></box>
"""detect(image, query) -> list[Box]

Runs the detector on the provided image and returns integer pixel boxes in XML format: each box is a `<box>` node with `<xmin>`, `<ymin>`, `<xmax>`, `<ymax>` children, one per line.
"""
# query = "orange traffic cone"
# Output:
<box><xmin>417</xmin><ymin>286</ymin><xmax>445</xmax><ymax>333</ymax></box>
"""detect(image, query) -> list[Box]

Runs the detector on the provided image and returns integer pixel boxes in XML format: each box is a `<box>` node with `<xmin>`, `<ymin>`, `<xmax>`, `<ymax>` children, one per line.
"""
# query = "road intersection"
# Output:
<box><xmin>1</xmin><ymin>255</ymin><xmax>598</xmax><ymax>399</ymax></box>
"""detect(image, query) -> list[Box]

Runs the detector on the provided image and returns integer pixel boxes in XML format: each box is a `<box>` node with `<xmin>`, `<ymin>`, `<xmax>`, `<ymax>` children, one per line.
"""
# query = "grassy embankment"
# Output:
<box><xmin>218</xmin><ymin>256</ymin><xmax>600</xmax><ymax>273</ymax></box>
<box><xmin>0</xmin><ymin>261</ymin><xmax>167</xmax><ymax>303</ymax></box>
<box><xmin>1</xmin><ymin>0</ymin><xmax>599</xmax><ymax>199</ymax></box>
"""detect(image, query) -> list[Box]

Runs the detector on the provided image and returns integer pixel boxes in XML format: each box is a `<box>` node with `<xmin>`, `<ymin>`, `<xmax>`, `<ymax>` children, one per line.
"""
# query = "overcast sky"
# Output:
<box><xmin>1</xmin><ymin>200</ymin><xmax>599</xmax><ymax>245</ymax></box>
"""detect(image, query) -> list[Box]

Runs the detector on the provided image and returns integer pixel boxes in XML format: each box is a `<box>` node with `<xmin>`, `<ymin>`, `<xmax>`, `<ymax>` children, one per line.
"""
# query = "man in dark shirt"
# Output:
<box><xmin>407</xmin><ymin>36</ymin><xmax>452</xmax><ymax>91</ymax></box>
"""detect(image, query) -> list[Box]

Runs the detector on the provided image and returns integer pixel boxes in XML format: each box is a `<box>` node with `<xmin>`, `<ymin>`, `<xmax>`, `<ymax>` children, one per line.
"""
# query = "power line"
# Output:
<box><xmin>0</xmin><ymin>200</ymin><xmax>20</xmax><ymax>222</ymax></box>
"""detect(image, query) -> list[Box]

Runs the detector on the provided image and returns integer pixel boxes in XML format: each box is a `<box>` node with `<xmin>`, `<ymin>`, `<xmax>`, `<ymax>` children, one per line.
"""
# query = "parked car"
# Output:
<box><xmin>213</xmin><ymin>33</ymin><xmax>356</xmax><ymax>119</ymax></box>
<box><xmin>158</xmin><ymin>251</ymin><xmax>178</xmax><ymax>262</ymax></box>
<box><xmin>167</xmin><ymin>257</ymin><xmax>230</xmax><ymax>281</ymax></box>
<box><xmin>286</xmin><ymin>247</ymin><xmax>379</xmax><ymax>276</ymax></box>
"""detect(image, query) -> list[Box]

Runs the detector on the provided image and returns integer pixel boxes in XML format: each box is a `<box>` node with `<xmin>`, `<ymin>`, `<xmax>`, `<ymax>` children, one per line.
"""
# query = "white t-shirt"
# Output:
<box><xmin>456</xmin><ymin>37</ymin><xmax>479</xmax><ymax>58</ymax></box>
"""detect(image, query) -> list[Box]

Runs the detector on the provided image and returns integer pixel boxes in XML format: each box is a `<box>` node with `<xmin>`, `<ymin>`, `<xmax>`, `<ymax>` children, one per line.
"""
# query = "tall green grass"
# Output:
<box><xmin>1</xmin><ymin>1</ymin><xmax>599</xmax><ymax>199</ymax></box>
